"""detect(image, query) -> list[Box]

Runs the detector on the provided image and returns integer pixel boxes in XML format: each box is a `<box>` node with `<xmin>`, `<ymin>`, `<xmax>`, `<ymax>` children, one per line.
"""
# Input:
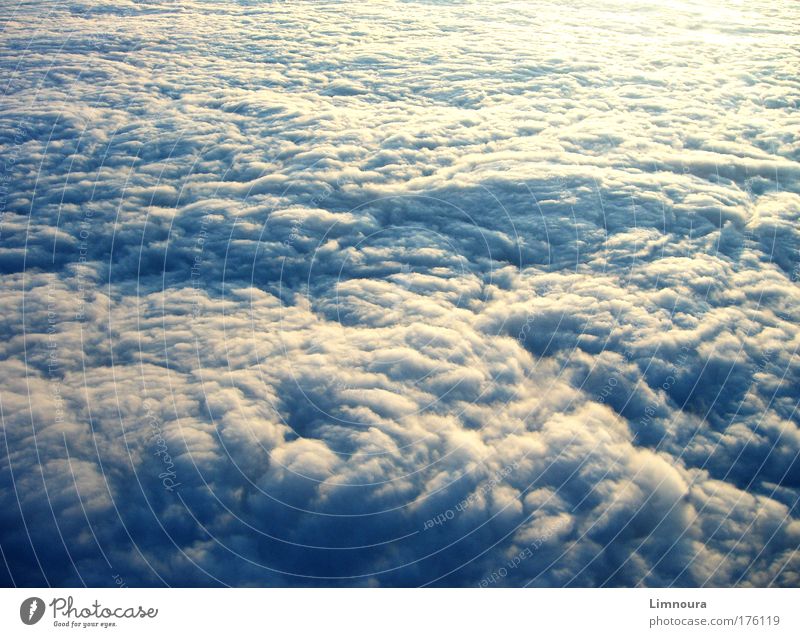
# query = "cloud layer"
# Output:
<box><xmin>1</xmin><ymin>0</ymin><xmax>799</xmax><ymax>587</ymax></box>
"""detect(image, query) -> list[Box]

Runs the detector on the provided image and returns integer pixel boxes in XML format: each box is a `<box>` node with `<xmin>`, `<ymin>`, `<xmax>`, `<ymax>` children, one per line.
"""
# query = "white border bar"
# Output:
<box><xmin>0</xmin><ymin>588</ymin><xmax>796</xmax><ymax>636</ymax></box>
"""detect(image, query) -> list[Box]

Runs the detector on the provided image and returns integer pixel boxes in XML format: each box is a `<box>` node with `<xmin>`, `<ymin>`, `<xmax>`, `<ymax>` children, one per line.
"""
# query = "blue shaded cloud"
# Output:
<box><xmin>1</xmin><ymin>0</ymin><xmax>799</xmax><ymax>587</ymax></box>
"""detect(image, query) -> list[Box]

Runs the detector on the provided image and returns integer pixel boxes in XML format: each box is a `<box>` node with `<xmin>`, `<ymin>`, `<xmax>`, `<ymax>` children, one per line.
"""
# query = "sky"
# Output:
<box><xmin>0</xmin><ymin>0</ymin><xmax>799</xmax><ymax>587</ymax></box>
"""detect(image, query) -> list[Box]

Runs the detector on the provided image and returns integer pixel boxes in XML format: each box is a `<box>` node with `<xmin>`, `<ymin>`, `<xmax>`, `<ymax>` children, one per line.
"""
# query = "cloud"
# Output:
<box><xmin>0</xmin><ymin>0</ymin><xmax>799</xmax><ymax>587</ymax></box>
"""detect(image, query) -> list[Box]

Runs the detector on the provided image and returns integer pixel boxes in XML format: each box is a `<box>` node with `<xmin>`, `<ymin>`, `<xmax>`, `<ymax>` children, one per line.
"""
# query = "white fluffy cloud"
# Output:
<box><xmin>1</xmin><ymin>0</ymin><xmax>799</xmax><ymax>587</ymax></box>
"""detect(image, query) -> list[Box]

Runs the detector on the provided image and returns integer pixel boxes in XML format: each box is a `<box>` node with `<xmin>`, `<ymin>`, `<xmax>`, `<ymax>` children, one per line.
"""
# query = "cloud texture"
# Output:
<box><xmin>1</xmin><ymin>0</ymin><xmax>799</xmax><ymax>586</ymax></box>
